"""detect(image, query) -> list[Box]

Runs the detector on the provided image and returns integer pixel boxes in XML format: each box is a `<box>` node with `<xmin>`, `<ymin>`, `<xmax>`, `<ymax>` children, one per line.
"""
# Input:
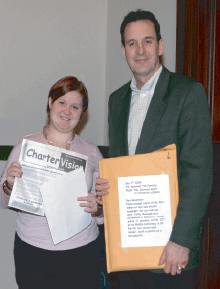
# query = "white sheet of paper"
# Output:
<box><xmin>118</xmin><ymin>174</ymin><xmax>172</xmax><ymax>248</ymax></box>
<box><xmin>40</xmin><ymin>168</ymin><xmax>92</xmax><ymax>245</ymax></box>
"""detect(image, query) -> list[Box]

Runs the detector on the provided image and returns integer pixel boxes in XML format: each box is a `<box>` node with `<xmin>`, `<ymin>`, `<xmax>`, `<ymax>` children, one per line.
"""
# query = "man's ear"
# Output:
<box><xmin>158</xmin><ymin>39</ymin><xmax>165</xmax><ymax>56</ymax></box>
<box><xmin>121</xmin><ymin>45</ymin><xmax>127</xmax><ymax>61</ymax></box>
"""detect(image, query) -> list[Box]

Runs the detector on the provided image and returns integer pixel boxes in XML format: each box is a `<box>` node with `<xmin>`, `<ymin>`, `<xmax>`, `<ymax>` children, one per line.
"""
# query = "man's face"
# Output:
<box><xmin>122</xmin><ymin>20</ymin><xmax>164</xmax><ymax>85</ymax></box>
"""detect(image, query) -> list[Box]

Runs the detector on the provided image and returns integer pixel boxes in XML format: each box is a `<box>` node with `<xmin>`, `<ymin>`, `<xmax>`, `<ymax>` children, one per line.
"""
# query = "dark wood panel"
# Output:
<box><xmin>176</xmin><ymin>0</ymin><xmax>219</xmax><ymax>140</ymax></box>
<box><xmin>207</xmin><ymin>216</ymin><xmax>220</xmax><ymax>287</ymax></box>
<box><xmin>176</xmin><ymin>1</ymin><xmax>220</xmax><ymax>288</ymax></box>
<box><xmin>212</xmin><ymin>4</ymin><xmax>220</xmax><ymax>141</ymax></box>
<box><xmin>0</xmin><ymin>146</ymin><xmax>13</xmax><ymax>161</ymax></box>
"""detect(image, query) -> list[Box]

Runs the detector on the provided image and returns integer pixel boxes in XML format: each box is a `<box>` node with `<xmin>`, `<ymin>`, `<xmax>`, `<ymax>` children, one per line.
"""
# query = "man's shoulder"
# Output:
<box><xmin>163</xmin><ymin>66</ymin><xmax>199</xmax><ymax>87</ymax></box>
<box><xmin>109</xmin><ymin>81</ymin><xmax>131</xmax><ymax>101</ymax></box>
<box><xmin>171</xmin><ymin>72</ymin><xmax>198</xmax><ymax>85</ymax></box>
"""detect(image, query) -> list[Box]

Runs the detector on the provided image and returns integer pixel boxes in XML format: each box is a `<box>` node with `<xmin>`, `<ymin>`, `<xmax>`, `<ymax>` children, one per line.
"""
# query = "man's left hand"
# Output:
<box><xmin>158</xmin><ymin>241</ymin><xmax>190</xmax><ymax>275</ymax></box>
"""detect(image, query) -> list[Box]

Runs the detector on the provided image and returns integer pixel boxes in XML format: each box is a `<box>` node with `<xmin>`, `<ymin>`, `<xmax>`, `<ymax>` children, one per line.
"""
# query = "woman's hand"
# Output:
<box><xmin>77</xmin><ymin>192</ymin><xmax>98</xmax><ymax>214</ymax></box>
<box><xmin>7</xmin><ymin>161</ymin><xmax>23</xmax><ymax>186</ymax></box>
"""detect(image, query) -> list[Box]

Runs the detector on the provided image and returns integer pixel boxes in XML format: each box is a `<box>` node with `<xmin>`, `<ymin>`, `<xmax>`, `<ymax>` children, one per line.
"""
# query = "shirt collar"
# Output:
<box><xmin>43</xmin><ymin>125</ymin><xmax>74</xmax><ymax>150</ymax></box>
<box><xmin>130</xmin><ymin>65</ymin><xmax>162</xmax><ymax>93</ymax></box>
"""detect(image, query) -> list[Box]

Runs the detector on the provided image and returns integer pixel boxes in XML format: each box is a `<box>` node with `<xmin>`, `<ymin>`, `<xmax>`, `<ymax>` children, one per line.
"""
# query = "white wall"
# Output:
<box><xmin>0</xmin><ymin>1</ymin><xmax>176</xmax><ymax>288</ymax></box>
<box><xmin>0</xmin><ymin>0</ymin><xmax>107</xmax><ymax>146</ymax></box>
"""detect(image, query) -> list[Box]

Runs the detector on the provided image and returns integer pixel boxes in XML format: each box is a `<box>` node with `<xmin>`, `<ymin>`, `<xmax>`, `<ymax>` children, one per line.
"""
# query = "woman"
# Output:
<box><xmin>0</xmin><ymin>76</ymin><xmax>103</xmax><ymax>288</ymax></box>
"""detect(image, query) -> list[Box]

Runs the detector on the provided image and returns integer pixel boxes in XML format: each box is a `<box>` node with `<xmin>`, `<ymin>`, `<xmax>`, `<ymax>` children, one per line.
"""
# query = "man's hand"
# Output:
<box><xmin>158</xmin><ymin>241</ymin><xmax>190</xmax><ymax>275</ymax></box>
<box><xmin>95</xmin><ymin>177</ymin><xmax>110</xmax><ymax>205</ymax></box>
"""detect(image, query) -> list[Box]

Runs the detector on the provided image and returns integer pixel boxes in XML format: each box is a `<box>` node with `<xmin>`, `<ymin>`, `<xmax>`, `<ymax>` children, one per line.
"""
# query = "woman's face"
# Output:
<box><xmin>48</xmin><ymin>91</ymin><xmax>83</xmax><ymax>134</ymax></box>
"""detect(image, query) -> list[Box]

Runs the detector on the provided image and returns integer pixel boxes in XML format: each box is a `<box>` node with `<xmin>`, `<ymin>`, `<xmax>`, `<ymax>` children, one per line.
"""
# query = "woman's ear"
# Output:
<box><xmin>48</xmin><ymin>97</ymin><xmax>52</xmax><ymax>109</ymax></box>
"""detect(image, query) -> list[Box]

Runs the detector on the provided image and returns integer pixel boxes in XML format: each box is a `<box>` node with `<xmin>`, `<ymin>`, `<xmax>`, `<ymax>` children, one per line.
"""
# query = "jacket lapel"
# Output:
<box><xmin>135</xmin><ymin>67</ymin><xmax>171</xmax><ymax>154</ymax></box>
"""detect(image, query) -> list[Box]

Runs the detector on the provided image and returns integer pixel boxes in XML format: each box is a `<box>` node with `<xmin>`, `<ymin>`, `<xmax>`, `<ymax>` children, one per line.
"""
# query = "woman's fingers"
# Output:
<box><xmin>77</xmin><ymin>193</ymin><xmax>98</xmax><ymax>213</ymax></box>
<box><xmin>7</xmin><ymin>161</ymin><xmax>23</xmax><ymax>185</ymax></box>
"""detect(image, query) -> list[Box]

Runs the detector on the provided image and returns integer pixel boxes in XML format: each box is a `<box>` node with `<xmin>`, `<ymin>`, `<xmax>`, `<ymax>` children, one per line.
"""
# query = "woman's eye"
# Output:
<box><xmin>72</xmin><ymin>106</ymin><xmax>79</xmax><ymax>109</ymax></box>
<box><xmin>59</xmin><ymin>101</ymin><xmax>65</xmax><ymax>105</ymax></box>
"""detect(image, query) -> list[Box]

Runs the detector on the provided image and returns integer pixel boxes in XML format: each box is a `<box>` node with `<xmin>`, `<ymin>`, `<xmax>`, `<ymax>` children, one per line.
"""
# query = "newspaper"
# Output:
<box><xmin>8</xmin><ymin>139</ymin><xmax>88</xmax><ymax>216</ymax></box>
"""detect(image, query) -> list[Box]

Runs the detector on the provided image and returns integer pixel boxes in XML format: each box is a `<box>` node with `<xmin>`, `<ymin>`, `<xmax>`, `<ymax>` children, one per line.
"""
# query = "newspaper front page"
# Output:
<box><xmin>8</xmin><ymin>139</ymin><xmax>88</xmax><ymax>216</ymax></box>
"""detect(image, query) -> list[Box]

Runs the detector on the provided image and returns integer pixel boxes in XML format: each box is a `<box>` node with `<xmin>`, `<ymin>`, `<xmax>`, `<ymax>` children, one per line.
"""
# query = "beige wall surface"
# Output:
<box><xmin>0</xmin><ymin>1</ymin><xmax>176</xmax><ymax>288</ymax></box>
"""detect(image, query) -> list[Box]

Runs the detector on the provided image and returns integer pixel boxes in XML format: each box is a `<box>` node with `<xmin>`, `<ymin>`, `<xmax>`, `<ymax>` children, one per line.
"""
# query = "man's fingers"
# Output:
<box><xmin>95</xmin><ymin>177</ymin><xmax>110</xmax><ymax>199</ymax></box>
<box><xmin>158</xmin><ymin>250</ymin><xmax>166</xmax><ymax>266</ymax></box>
<box><xmin>170</xmin><ymin>264</ymin><xmax>178</xmax><ymax>276</ymax></box>
<box><xmin>176</xmin><ymin>265</ymin><xmax>183</xmax><ymax>275</ymax></box>
<box><xmin>159</xmin><ymin>241</ymin><xmax>190</xmax><ymax>275</ymax></box>
<box><xmin>163</xmin><ymin>260</ymin><xmax>172</xmax><ymax>274</ymax></box>
<box><xmin>96</xmin><ymin>177</ymin><xmax>109</xmax><ymax>185</ymax></box>
<box><xmin>96</xmin><ymin>190</ymin><xmax>109</xmax><ymax>197</ymax></box>
<box><xmin>96</xmin><ymin>178</ymin><xmax>110</xmax><ymax>190</ymax></box>
<box><xmin>96</xmin><ymin>184</ymin><xmax>110</xmax><ymax>191</ymax></box>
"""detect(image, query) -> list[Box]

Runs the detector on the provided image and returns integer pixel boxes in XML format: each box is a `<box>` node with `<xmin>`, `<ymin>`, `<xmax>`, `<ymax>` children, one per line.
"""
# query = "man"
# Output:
<box><xmin>96</xmin><ymin>10</ymin><xmax>213</xmax><ymax>288</ymax></box>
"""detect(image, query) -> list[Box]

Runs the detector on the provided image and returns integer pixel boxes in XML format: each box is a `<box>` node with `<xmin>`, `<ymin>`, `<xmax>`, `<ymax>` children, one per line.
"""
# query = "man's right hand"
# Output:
<box><xmin>95</xmin><ymin>177</ymin><xmax>110</xmax><ymax>205</ymax></box>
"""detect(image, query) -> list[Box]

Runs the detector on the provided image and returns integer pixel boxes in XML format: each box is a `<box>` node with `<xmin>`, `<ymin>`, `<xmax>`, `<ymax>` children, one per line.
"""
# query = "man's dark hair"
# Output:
<box><xmin>120</xmin><ymin>9</ymin><xmax>162</xmax><ymax>46</ymax></box>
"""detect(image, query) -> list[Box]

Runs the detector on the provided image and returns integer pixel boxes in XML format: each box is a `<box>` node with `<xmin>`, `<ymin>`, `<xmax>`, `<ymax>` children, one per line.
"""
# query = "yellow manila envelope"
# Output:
<box><xmin>99</xmin><ymin>144</ymin><xmax>179</xmax><ymax>273</ymax></box>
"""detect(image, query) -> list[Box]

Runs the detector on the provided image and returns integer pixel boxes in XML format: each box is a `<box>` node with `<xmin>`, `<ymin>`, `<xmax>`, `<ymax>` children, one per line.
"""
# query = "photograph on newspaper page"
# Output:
<box><xmin>8</xmin><ymin>139</ymin><xmax>88</xmax><ymax>216</ymax></box>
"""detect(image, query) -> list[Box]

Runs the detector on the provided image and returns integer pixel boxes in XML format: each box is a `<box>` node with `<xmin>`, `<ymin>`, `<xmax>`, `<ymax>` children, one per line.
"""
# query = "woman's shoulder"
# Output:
<box><xmin>73</xmin><ymin>135</ymin><xmax>103</xmax><ymax>161</ymax></box>
<box><xmin>15</xmin><ymin>132</ymin><xmax>43</xmax><ymax>146</ymax></box>
<box><xmin>73</xmin><ymin>134</ymin><xmax>97</xmax><ymax>149</ymax></box>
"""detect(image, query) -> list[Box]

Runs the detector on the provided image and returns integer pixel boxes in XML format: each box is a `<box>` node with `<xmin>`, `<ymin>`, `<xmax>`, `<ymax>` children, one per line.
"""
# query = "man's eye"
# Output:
<box><xmin>72</xmin><ymin>106</ymin><xmax>79</xmax><ymax>109</ymax></box>
<box><xmin>129</xmin><ymin>42</ymin><xmax>135</xmax><ymax>46</ymax></box>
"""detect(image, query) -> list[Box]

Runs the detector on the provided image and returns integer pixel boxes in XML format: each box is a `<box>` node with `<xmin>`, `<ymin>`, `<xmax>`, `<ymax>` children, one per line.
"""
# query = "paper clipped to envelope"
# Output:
<box><xmin>40</xmin><ymin>168</ymin><xmax>92</xmax><ymax>245</ymax></box>
<box><xmin>99</xmin><ymin>144</ymin><xmax>179</xmax><ymax>273</ymax></box>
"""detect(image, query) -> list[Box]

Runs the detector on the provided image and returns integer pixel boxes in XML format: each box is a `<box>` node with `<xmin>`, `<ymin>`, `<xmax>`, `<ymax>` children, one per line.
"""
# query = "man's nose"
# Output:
<box><xmin>137</xmin><ymin>43</ymin><xmax>144</xmax><ymax>54</ymax></box>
